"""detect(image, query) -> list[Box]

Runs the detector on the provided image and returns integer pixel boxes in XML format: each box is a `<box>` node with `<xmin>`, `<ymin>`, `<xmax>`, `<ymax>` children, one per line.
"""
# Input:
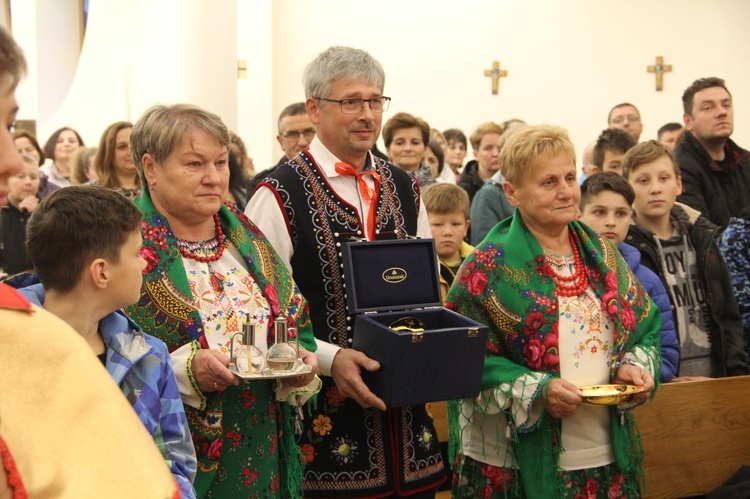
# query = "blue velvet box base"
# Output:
<box><xmin>342</xmin><ymin>239</ymin><xmax>489</xmax><ymax>407</ymax></box>
<box><xmin>352</xmin><ymin>307</ymin><xmax>488</xmax><ymax>407</ymax></box>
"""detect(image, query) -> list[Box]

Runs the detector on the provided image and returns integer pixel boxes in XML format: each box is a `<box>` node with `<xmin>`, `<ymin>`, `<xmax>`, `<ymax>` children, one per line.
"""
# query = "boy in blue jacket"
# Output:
<box><xmin>580</xmin><ymin>171</ymin><xmax>680</xmax><ymax>381</ymax></box>
<box><xmin>22</xmin><ymin>185</ymin><xmax>197</xmax><ymax>498</ymax></box>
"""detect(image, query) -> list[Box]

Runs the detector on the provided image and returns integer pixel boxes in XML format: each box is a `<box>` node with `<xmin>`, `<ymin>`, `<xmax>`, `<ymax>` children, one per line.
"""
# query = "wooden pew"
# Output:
<box><xmin>431</xmin><ymin>376</ymin><xmax>750</xmax><ymax>498</ymax></box>
<box><xmin>635</xmin><ymin>375</ymin><xmax>750</xmax><ymax>498</ymax></box>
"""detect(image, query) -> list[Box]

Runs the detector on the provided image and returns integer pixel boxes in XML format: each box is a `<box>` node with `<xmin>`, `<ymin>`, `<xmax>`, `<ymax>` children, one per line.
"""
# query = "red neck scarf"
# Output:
<box><xmin>334</xmin><ymin>162</ymin><xmax>381</xmax><ymax>240</ymax></box>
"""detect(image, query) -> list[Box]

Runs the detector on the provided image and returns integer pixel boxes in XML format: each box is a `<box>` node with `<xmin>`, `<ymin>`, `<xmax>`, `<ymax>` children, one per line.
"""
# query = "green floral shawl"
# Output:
<box><xmin>126</xmin><ymin>191</ymin><xmax>316</xmax><ymax>498</ymax></box>
<box><xmin>445</xmin><ymin>211</ymin><xmax>662</xmax><ymax>498</ymax></box>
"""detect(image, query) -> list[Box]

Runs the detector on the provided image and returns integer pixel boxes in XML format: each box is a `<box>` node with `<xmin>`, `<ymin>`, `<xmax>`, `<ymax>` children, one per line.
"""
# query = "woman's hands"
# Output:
<box><xmin>541</xmin><ymin>378</ymin><xmax>583</xmax><ymax>418</ymax></box>
<box><xmin>191</xmin><ymin>349</ymin><xmax>240</xmax><ymax>393</ymax></box>
<box><xmin>614</xmin><ymin>362</ymin><xmax>654</xmax><ymax>403</ymax></box>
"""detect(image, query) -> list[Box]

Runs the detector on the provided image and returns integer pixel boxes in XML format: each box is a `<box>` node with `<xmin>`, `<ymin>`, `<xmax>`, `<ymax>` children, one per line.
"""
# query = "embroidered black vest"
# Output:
<box><xmin>263</xmin><ymin>151</ymin><xmax>445</xmax><ymax>497</ymax></box>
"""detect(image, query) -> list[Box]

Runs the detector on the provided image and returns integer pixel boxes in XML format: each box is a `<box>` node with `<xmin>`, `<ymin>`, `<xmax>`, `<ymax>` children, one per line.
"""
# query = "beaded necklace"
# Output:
<box><xmin>176</xmin><ymin>214</ymin><xmax>227</xmax><ymax>263</ymax></box>
<box><xmin>540</xmin><ymin>232</ymin><xmax>588</xmax><ymax>297</ymax></box>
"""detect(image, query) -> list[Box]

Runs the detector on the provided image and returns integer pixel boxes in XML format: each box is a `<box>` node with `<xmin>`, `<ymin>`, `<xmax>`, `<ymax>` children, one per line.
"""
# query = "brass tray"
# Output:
<box><xmin>230</xmin><ymin>360</ymin><xmax>312</xmax><ymax>381</ymax></box>
<box><xmin>579</xmin><ymin>384</ymin><xmax>644</xmax><ymax>406</ymax></box>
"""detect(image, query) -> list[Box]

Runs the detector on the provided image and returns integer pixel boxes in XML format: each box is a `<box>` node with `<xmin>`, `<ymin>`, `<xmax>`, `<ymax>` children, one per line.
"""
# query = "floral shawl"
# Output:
<box><xmin>126</xmin><ymin>190</ymin><xmax>316</xmax><ymax>498</ymax></box>
<box><xmin>445</xmin><ymin>211</ymin><xmax>662</xmax><ymax>498</ymax></box>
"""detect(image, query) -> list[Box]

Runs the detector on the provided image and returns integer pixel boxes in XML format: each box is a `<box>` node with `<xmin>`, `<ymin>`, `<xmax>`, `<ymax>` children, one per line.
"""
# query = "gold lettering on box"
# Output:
<box><xmin>382</xmin><ymin>267</ymin><xmax>407</xmax><ymax>283</ymax></box>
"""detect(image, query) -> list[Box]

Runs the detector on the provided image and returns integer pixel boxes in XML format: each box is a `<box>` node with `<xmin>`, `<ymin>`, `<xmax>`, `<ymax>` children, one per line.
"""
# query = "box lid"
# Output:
<box><xmin>341</xmin><ymin>238</ymin><xmax>442</xmax><ymax>314</ymax></box>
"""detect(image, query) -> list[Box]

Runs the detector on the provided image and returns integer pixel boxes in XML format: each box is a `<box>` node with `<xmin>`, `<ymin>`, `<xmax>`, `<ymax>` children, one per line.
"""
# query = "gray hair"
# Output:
<box><xmin>302</xmin><ymin>46</ymin><xmax>385</xmax><ymax>99</ymax></box>
<box><xmin>130</xmin><ymin>104</ymin><xmax>230</xmax><ymax>189</ymax></box>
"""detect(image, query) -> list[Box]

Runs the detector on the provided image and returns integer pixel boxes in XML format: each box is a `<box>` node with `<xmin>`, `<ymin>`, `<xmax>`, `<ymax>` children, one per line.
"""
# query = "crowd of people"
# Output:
<box><xmin>1</xmin><ymin>24</ymin><xmax>749</xmax><ymax>499</ymax></box>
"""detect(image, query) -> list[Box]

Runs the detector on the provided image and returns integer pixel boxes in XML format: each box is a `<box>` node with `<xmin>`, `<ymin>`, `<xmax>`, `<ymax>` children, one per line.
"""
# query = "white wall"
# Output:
<box><xmin>11</xmin><ymin>0</ymin><xmax>81</xmax><ymax>130</ymax></box>
<box><xmin>264</xmin><ymin>0</ymin><xmax>750</xmax><ymax>167</ymax></box>
<box><xmin>14</xmin><ymin>0</ymin><xmax>237</xmax><ymax>149</ymax></box>
<box><xmin>237</xmin><ymin>0</ymin><xmax>274</xmax><ymax>169</ymax></box>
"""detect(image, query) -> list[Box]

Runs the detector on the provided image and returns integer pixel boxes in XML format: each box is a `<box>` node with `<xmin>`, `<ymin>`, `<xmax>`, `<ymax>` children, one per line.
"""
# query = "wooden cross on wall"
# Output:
<box><xmin>484</xmin><ymin>61</ymin><xmax>508</xmax><ymax>95</ymax></box>
<box><xmin>647</xmin><ymin>56</ymin><xmax>672</xmax><ymax>91</ymax></box>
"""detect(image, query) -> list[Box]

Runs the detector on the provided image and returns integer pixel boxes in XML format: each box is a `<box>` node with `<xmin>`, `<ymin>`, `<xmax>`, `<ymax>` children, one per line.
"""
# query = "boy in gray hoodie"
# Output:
<box><xmin>623</xmin><ymin>140</ymin><xmax>747</xmax><ymax>379</ymax></box>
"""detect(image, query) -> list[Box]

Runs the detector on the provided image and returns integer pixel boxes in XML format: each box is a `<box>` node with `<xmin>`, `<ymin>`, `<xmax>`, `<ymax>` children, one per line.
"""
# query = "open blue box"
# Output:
<box><xmin>342</xmin><ymin>238</ymin><xmax>489</xmax><ymax>407</ymax></box>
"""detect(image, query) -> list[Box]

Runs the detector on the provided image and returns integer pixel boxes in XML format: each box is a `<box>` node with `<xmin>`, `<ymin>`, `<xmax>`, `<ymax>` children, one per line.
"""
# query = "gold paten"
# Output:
<box><xmin>389</xmin><ymin>316</ymin><xmax>426</xmax><ymax>332</ymax></box>
<box><xmin>579</xmin><ymin>384</ymin><xmax>644</xmax><ymax>406</ymax></box>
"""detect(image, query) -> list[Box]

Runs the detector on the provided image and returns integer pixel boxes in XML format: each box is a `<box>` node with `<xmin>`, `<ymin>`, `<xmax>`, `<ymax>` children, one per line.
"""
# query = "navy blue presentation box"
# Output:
<box><xmin>342</xmin><ymin>238</ymin><xmax>488</xmax><ymax>408</ymax></box>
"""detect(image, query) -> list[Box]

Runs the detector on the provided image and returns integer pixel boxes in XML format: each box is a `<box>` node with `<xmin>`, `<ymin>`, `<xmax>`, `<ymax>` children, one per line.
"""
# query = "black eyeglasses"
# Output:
<box><xmin>315</xmin><ymin>96</ymin><xmax>391</xmax><ymax>115</ymax></box>
<box><xmin>281</xmin><ymin>129</ymin><xmax>316</xmax><ymax>141</ymax></box>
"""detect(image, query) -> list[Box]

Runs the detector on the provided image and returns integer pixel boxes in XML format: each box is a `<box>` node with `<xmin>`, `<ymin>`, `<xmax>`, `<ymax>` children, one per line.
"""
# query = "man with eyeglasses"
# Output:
<box><xmin>275</xmin><ymin>102</ymin><xmax>316</xmax><ymax>167</ymax></box>
<box><xmin>608</xmin><ymin>102</ymin><xmax>643</xmax><ymax>141</ymax></box>
<box><xmin>247</xmin><ymin>102</ymin><xmax>316</xmax><ymax>196</ymax></box>
<box><xmin>246</xmin><ymin>46</ymin><xmax>445</xmax><ymax>498</ymax></box>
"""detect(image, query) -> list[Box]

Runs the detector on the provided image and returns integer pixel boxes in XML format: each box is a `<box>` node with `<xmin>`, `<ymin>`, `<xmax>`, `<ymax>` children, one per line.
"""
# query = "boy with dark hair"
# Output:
<box><xmin>0</xmin><ymin>26</ymin><xmax>179</xmax><ymax>498</ymax></box>
<box><xmin>22</xmin><ymin>185</ymin><xmax>197</xmax><ymax>498</ymax></box>
<box><xmin>622</xmin><ymin>140</ymin><xmax>748</xmax><ymax>379</ymax></box>
<box><xmin>423</xmin><ymin>182</ymin><xmax>473</xmax><ymax>302</ymax></box>
<box><xmin>580</xmin><ymin>171</ymin><xmax>679</xmax><ymax>381</ymax></box>
<box><xmin>592</xmin><ymin>128</ymin><xmax>637</xmax><ymax>175</ymax></box>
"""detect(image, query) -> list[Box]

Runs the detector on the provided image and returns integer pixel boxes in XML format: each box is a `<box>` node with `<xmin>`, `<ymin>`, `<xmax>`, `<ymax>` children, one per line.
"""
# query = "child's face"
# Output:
<box><xmin>8</xmin><ymin>160</ymin><xmax>40</xmax><ymax>205</ymax></box>
<box><xmin>427</xmin><ymin>210</ymin><xmax>469</xmax><ymax>262</ymax></box>
<box><xmin>108</xmin><ymin>230</ymin><xmax>147</xmax><ymax>309</ymax></box>
<box><xmin>601</xmin><ymin>150</ymin><xmax>625</xmax><ymax>175</ymax></box>
<box><xmin>580</xmin><ymin>191</ymin><xmax>632</xmax><ymax>245</ymax></box>
<box><xmin>628</xmin><ymin>156</ymin><xmax>682</xmax><ymax>223</ymax></box>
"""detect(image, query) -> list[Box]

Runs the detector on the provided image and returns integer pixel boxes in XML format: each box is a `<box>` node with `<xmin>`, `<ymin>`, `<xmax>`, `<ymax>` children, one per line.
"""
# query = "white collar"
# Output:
<box><xmin>308</xmin><ymin>136</ymin><xmax>374</xmax><ymax>178</ymax></box>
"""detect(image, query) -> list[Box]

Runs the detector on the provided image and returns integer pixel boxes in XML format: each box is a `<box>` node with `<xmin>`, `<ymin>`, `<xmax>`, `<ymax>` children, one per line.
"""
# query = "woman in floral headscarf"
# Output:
<box><xmin>446</xmin><ymin>124</ymin><xmax>661</xmax><ymax>498</ymax></box>
<box><xmin>125</xmin><ymin>103</ymin><xmax>320</xmax><ymax>498</ymax></box>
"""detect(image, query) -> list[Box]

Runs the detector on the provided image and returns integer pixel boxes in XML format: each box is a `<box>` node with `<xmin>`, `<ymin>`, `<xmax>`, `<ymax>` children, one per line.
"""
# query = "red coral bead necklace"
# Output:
<box><xmin>176</xmin><ymin>214</ymin><xmax>226</xmax><ymax>263</ymax></box>
<box><xmin>541</xmin><ymin>232</ymin><xmax>588</xmax><ymax>297</ymax></box>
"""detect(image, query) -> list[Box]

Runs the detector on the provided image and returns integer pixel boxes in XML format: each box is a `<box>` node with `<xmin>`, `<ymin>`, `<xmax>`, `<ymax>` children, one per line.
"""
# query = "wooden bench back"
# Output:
<box><xmin>635</xmin><ymin>375</ymin><xmax>750</xmax><ymax>498</ymax></box>
<box><xmin>431</xmin><ymin>376</ymin><xmax>750</xmax><ymax>498</ymax></box>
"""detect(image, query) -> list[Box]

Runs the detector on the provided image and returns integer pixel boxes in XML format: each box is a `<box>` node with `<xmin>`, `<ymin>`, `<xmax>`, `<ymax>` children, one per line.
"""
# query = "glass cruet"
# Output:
<box><xmin>231</xmin><ymin>316</ymin><xmax>265</xmax><ymax>374</ymax></box>
<box><xmin>266</xmin><ymin>316</ymin><xmax>299</xmax><ymax>372</ymax></box>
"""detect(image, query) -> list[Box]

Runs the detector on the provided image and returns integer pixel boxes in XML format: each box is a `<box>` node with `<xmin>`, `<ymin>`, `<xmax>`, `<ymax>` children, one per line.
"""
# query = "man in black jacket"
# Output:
<box><xmin>675</xmin><ymin>77</ymin><xmax>750</xmax><ymax>230</ymax></box>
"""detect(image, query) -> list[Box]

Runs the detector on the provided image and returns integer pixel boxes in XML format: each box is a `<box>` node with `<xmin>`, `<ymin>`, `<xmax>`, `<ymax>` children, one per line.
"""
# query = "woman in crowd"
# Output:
<box><xmin>426</xmin><ymin>139</ymin><xmax>457</xmax><ymax>184</ymax></box>
<box><xmin>226</xmin><ymin>150</ymin><xmax>250</xmax><ymax>211</ymax></box>
<box><xmin>0</xmin><ymin>154</ymin><xmax>42</xmax><ymax>275</ymax></box>
<box><xmin>383</xmin><ymin>111</ymin><xmax>435</xmax><ymax>186</ymax></box>
<box><xmin>126</xmin><ymin>103</ymin><xmax>320</xmax><ymax>498</ymax></box>
<box><xmin>446</xmin><ymin>124</ymin><xmax>661</xmax><ymax>498</ymax></box>
<box><xmin>230</xmin><ymin>131</ymin><xmax>255</xmax><ymax>178</ymax></box>
<box><xmin>42</xmin><ymin>127</ymin><xmax>84</xmax><ymax>187</ymax></box>
<box><xmin>13</xmin><ymin>129</ymin><xmax>43</xmax><ymax>164</ymax></box>
<box><xmin>91</xmin><ymin>121</ymin><xmax>140</xmax><ymax>199</ymax></box>
<box><xmin>13</xmin><ymin>129</ymin><xmax>58</xmax><ymax>198</ymax></box>
<box><xmin>70</xmin><ymin>146</ymin><xmax>98</xmax><ymax>184</ymax></box>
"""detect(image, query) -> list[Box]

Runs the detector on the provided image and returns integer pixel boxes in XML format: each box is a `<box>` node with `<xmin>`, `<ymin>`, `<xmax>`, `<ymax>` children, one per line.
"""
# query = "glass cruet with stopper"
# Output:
<box><xmin>230</xmin><ymin>316</ymin><xmax>265</xmax><ymax>374</ymax></box>
<box><xmin>266</xmin><ymin>316</ymin><xmax>299</xmax><ymax>372</ymax></box>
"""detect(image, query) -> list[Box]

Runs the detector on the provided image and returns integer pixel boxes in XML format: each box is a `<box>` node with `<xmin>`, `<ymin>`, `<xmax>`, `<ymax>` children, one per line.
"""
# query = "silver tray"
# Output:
<box><xmin>230</xmin><ymin>360</ymin><xmax>313</xmax><ymax>381</ymax></box>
